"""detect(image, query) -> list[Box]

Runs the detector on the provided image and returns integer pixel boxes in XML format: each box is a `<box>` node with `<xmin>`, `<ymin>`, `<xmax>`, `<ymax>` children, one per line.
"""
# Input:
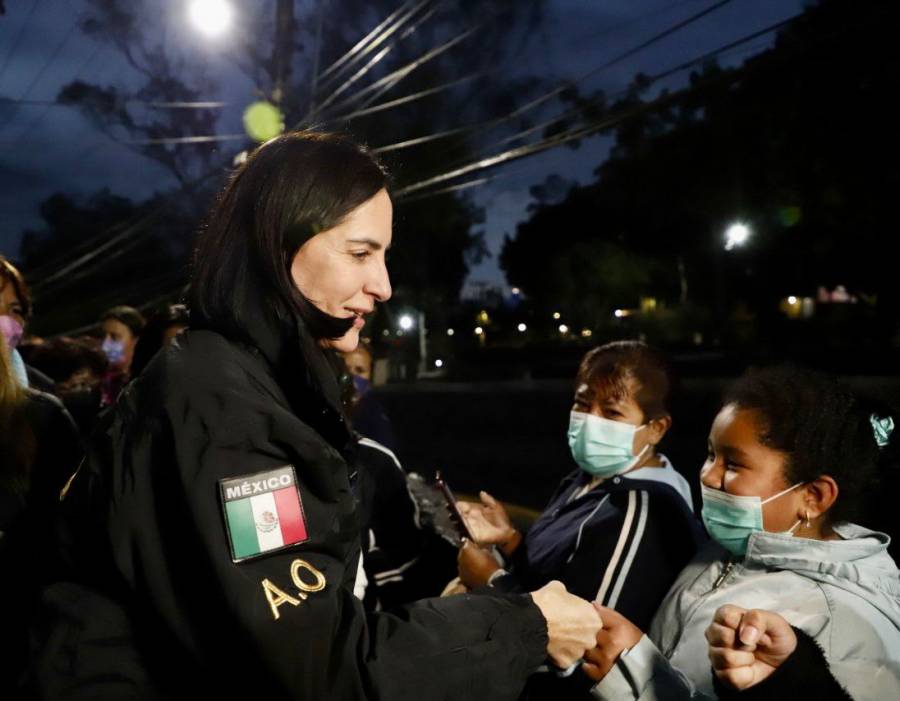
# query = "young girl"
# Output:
<box><xmin>584</xmin><ymin>365</ymin><xmax>900</xmax><ymax>701</ymax></box>
<box><xmin>458</xmin><ymin>341</ymin><xmax>704</xmax><ymax>685</ymax></box>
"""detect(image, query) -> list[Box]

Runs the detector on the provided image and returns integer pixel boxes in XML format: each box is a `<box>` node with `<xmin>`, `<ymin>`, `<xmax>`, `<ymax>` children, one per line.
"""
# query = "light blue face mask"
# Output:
<box><xmin>701</xmin><ymin>483</ymin><xmax>802</xmax><ymax>557</ymax></box>
<box><xmin>567</xmin><ymin>411</ymin><xmax>650</xmax><ymax>478</ymax></box>
<box><xmin>101</xmin><ymin>338</ymin><xmax>126</xmax><ymax>366</ymax></box>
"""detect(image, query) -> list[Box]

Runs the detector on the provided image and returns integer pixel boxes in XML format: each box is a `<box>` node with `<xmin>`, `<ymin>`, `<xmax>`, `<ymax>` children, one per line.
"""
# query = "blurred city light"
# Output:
<box><xmin>474</xmin><ymin>326</ymin><xmax>484</xmax><ymax>335</ymax></box>
<box><xmin>446</xmin><ymin>328</ymin><xmax>455</xmax><ymax>336</ymax></box>
<box><xmin>398</xmin><ymin>315</ymin><xmax>414</xmax><ymax>331</ymax></box>
<box><xmin>724</xmin><ymin>222</ymin><xmax>752</xmax><ymax>251</ymax></box>
<box><xmin>243</xmin><ymin>101</ymin><xmax>284</xmax><ymax>142</ymax></box>
<box><xmin>788</xmin><ymin>295</ymin><xmax>798</xmax><ymax>305</ymax></box>
<box><xmin>558</xmin><ymin>324</ymin><xmax>569</xmax><ymax>334</ymax></box>
<box><xmin>188</xmin><ymin>0</ymin><xmax>233</xmax><ymax>37</ymax></box>
<box><xmin>581</xmin><ymin>329</ymin><xmax>593</xmax><ymax>338</ymax></box>
<box><xmin>552</xmin><ymin>311</ymin><xmax>561</xmax><ymax>320</ymax></box>
<box><xmin>511</xmin><ymin>287</ymin><xmax>521</xmax><ymax>295</ymax></box>
<box><xmin>517</xmin><ymin>323</ymin><xmax>527</xmax><ymax>332</ymax></box>
<box><xmin>434</xmin><ymin>359</ymin><xmax>444</xmax><ymax>368</ymax></box>
<box><xmin>614</xmin><ymin>309</ymin><xmax>625</xmax><ymax>318</ymax></box>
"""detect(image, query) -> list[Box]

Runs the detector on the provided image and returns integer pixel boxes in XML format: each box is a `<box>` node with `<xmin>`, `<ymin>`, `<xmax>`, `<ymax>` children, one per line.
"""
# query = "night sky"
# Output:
<box><xmin>0</xmin><ymin>0</ymin><xmax>806</xmax><ymax>293</ymax></box>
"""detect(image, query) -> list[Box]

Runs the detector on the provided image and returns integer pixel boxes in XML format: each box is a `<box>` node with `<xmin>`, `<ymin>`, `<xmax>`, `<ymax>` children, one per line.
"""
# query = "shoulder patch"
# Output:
<box><xmin>219</xmin><ymin>465</ymin><xmax>309</xmax><ymax>563</ymax></box>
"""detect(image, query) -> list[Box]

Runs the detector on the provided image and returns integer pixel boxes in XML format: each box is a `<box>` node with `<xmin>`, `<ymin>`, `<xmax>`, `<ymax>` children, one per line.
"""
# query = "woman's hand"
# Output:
<box><xmin>706</xmin><ymin>605</ymin><xmax>798</xmax><ymax>690</ymax></box>
<box><xmin>457</xmin><ymin>539</ymin><xmax>501</xmax><ymax>589</ymax></box>
<box><xmin>530</xmin><ymin>581</ymin><xmax>604</xmax><ymax>669</ymax></box>
<box><xmin>581</xmin><ymin>605</ymin><xmax>644</xmax><ymax>683</ymax></box>
<box><xmin>457</xmin><ymin>491</ymin><xmax>519</xmax><ymax>553</ymax></box>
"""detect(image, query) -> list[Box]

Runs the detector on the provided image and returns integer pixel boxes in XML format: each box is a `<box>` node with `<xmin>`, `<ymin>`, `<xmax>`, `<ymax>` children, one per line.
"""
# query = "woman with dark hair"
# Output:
<box><xmin>32</xmin><ymin>131</ymin><xmax>602</xmax><ymax>700</ymax></box>
<box><xmin>457</xmin><ymin>341</ymin><xmax>704</xmax><ymax>697</ymax></box>
<box><xmin>97</xmin><ymin>304</ymin><xmax>145</xmax><ymax>406</ymax></box>
<box><xmin>584</xmin><ymin>366</ymin><xmax>900</xmax><ymax>701</ymax></box>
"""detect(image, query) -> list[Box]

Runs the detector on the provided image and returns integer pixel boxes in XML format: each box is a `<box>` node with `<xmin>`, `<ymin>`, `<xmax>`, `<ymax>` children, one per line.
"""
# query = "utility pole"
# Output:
<box><xmin>272</xmin><ymin>0</ymin><xmax>295</xmax><ymax>108</ymax></box>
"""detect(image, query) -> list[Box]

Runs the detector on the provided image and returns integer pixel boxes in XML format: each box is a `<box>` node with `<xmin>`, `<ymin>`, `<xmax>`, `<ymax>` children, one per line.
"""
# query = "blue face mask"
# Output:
<box><xmin>352</xmin><ymin>374</ymin><xmax>371</xmax><ymax>397</ymax></box>
<box><xmin>701</xmin><ymin>483</ymin><xmax>803</xmax><ymax>557</ymax></box>
<box><xmin>567</xmin><ymin>411</ymin><xmax>650</xmax><ymax>478</ymax></box>
<box><xmin>101</xmin><ymin>338</ymin><xmax>126</xmax><ymax>367</ymax></box>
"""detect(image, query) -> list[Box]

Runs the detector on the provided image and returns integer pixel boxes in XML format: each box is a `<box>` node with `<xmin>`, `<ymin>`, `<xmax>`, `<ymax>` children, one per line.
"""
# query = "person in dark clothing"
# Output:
<box><xmin>97</xmin><ymin>305</ymin><xmax>144</xmax><ymax>407</ymax></box>
<box><xmin>343</xmin><ymin>341</ymin><xmax>397</xmax><ymax>450</ymax></box>
<box><xmin>129</xmin><ymin>303</ymin><xmax>189</xmax><ymax>377</ymax></box>
<box><xmin>24</xmin><ymin>336</ymin><xmax>108</xmax><ymax>440</ymax></box>
<box><xmin>353</xmin><ymin>436</ymin><xmax>458</xmax><ymax>610</ymax></box>
<box><xmin>457</xmin><ymin>341</ymin><xmax>705</xmax><ymax>697</ymax></box>
<box><xmin>29</xmin><ymin>131</ymin><xmax>603</xmax><ymax>700</ymax></box>
<box><xmin>0</xmin><ymin>341</ymin><xmax>83</xmax><ymax>695</ymax></box>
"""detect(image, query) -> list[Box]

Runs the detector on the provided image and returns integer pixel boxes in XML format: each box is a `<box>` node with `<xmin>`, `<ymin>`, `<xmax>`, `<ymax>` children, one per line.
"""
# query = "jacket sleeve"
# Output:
<box><xmin>356</xmin><ymin>438</ymin><xmax>431</xmax><ymax>608</ymax></box>
<box><xmin>590</xmin><ymin>635</ymin><xmax>712</xmax><ymax>701</ymax></box>
<box><xmin>711</xmin><ymin>627</ymin><xmax>853</xmax><ymax>701</ymax></box>
<box><xmin>566</xmin><ymin>488</ymin><xmax>695</xmax><ymax>630</ymax></box>
<box><xmin>105</xmin><ymin>376</ymin><xmax>548</xmax><ymax>700</ymax></box>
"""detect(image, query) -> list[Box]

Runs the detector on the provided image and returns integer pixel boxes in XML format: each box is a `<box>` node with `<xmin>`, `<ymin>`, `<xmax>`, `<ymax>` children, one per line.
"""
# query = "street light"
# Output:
<box><xmin>558</xmin><ymin>324</ymin><xmax>569</xmax><ymax>335</ymax></box>
<box><xmin>724</xmin><ymin>222</ymin><xmax>752</xmax><ymax>251</ymax></box>
<box><xmin>188</xmin><ymin>0</ymin><xmax>233</xmax><ymax>37</ymax></box>
<box><xmin>517</xmin><ymin>323</ymin><xmax>527</xmax><ymax>333</ymax></box>
<box><xmin>435</xmin><ymin>359</ymin><xmax>444</xmax><ymax>368</ymax></box>
<box><xmin>398</xmin><ymin>315</ymin><xmax>414</xmax><ymax>331</ymax></box>
<box><xmin>446</xmin><ymin>328</ymin><xmax>455</xmax><ymax>336</ymax></box>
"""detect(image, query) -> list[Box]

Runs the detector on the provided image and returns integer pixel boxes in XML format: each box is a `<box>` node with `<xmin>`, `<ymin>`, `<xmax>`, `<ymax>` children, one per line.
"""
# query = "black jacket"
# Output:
<box><xmin>0</xmin><ymin>390</ymin><xmax>82</xmax><ymax>694</ymax></box>
<box><xmin>354</xmin><ymin>437</ymin><xmax>458</xmax><ymax>609</ymax></box>
<box><xmin>30</xmin><ymin>310</ymin><xmax>547</xmax><ymax>700</ymax></box>
<box><xmin>494</xmin><ymin>469</ymin><xmax>705</xmax><ymax>630</ymax></box>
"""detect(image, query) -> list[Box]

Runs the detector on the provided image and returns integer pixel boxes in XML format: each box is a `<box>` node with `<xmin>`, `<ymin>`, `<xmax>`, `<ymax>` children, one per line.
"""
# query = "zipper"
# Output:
<box><xmin>662</xmin><ymin>556</ymin><xmax>736</xmax><ymax>656</ymax></box>
<box><xmin>711</xmin><ymin>559</ymin><xmax>735</xmax><ymax>590</ymax></box>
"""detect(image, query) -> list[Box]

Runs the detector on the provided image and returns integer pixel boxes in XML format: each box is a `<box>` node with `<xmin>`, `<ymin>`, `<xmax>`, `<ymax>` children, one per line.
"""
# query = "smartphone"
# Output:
<box><xmin>435</xmin><ymin>470</ymin><xmax>474</xmax><ymax>541</ymax></box>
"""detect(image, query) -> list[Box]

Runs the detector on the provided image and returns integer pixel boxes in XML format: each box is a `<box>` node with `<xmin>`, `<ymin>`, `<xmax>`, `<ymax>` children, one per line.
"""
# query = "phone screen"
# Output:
<box><xmin>435</xmin><ymin>471</ymin><xmax>474</xmax><ymax>541</ymax></box>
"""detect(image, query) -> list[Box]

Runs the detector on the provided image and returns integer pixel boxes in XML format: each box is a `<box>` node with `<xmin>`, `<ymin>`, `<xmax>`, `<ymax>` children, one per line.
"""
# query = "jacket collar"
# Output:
<box><xmin>228</xmin><ymin>286</ymin><xmax>352</xmax><ymax>454</ymax></box>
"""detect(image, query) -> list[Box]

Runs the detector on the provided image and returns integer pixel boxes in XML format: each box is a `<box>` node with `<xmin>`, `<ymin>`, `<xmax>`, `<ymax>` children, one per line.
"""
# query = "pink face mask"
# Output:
<box><xmin>0</xmin><ymin>314</ymin><xmax>24</xmax><ymax>349</ymax></box>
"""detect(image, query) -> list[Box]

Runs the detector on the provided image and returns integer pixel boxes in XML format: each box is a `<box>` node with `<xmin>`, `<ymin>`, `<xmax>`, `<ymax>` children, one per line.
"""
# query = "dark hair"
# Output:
<box><xmin>131</xmin><ymin>304</ymin><xmax>190</xmax><ymax>377</ymax></box>
<box><xmin>100</xmin><ymin>305</ymin><xmax>146</xmax><ymax>337</ymax></box>
<box><xmin>0</xmin><ymin>256</ymin><xmax>32</xmax><ymax>319</ymax></box>
<box><xmin>577</xmin><ymin>340</ymin><xmax>672</xmax><ymax>420</ymax></box>
<box><xmin>190</xmin><ymin>130</ymin><xmax>389</xmax><ymax>343</ymax></box>
<box><xmin>724</xmin><ymin>365</ymin><xmax>895</xmax><ymax>525</ymax></box>
<box><xmin>26</xmin><ymin>336</ymin><xmax>107</xmax><ymax>383</ymax></box>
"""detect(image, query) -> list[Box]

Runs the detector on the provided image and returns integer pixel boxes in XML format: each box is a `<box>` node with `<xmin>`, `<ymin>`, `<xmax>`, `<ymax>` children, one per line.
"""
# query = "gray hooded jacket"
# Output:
<box><xmin>592</xmin><ymin>523</ymin><xmax>900</xmax><ymax>700</ymax></box>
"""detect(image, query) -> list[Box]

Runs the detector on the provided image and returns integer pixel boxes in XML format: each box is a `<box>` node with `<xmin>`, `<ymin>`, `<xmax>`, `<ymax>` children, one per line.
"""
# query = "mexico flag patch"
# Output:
<box><xmin>219</xmin><ymin>465</ymin><xmax>309</xmax><ymax>563</ymax></box>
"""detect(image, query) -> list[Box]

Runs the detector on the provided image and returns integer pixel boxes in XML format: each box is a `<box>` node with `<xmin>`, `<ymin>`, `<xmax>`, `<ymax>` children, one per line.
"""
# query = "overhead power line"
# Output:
<box><xmin>369</xmin><ymin>0</ymin><xmax>734</xmax><ymax>155</ymax></box>
<box><xmin>328</xmin><ymin>71</ymin><xmax>484</xmax><ymax>121</ymax></box>
<box><xmin>393</xmin><ymin>11</ymin><xmax>803</xmax><ymax>200</ymax></box>
<box><xmin>308</xmin><ymin>3</ymin><xmax>452</xmax><ymax>119</ymax></box>
<box><xmin>317</xmin><ymin>0</ymin><xmax>424</xmax><ymax>83</ymax></box>
<box><xmin>0</xmin><ymin>14</ymin><xmax>80</xmax><ymax>133</ymax></box>
<box><xmin>316</xmin><ymin>0</ymin><xmax>436</xmax><ymax>96</ymax></box>
<box><xmin>124</xmin><ymin>133</ymin><xmax>246</xmax><ymax>146</ymax></box>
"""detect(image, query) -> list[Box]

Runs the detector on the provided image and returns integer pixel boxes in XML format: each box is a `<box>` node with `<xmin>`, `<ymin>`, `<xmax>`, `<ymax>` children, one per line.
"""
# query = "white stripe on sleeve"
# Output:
<box><xmin>595</xmin><ymin>490</ymin><xmax>638</xmax><ymax>604</ymax></box>
<box><xmin>607</xmin><ymin>491</ymin><xmax>649</xmax><ymax>609</ymax></box>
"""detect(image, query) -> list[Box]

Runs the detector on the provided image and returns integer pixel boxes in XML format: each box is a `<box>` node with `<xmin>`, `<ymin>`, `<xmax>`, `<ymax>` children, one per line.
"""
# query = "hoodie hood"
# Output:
<box><xmin>746</xmin><ymin>522</ymin><xmax>900</xmax><ymax>630</ymax></box>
